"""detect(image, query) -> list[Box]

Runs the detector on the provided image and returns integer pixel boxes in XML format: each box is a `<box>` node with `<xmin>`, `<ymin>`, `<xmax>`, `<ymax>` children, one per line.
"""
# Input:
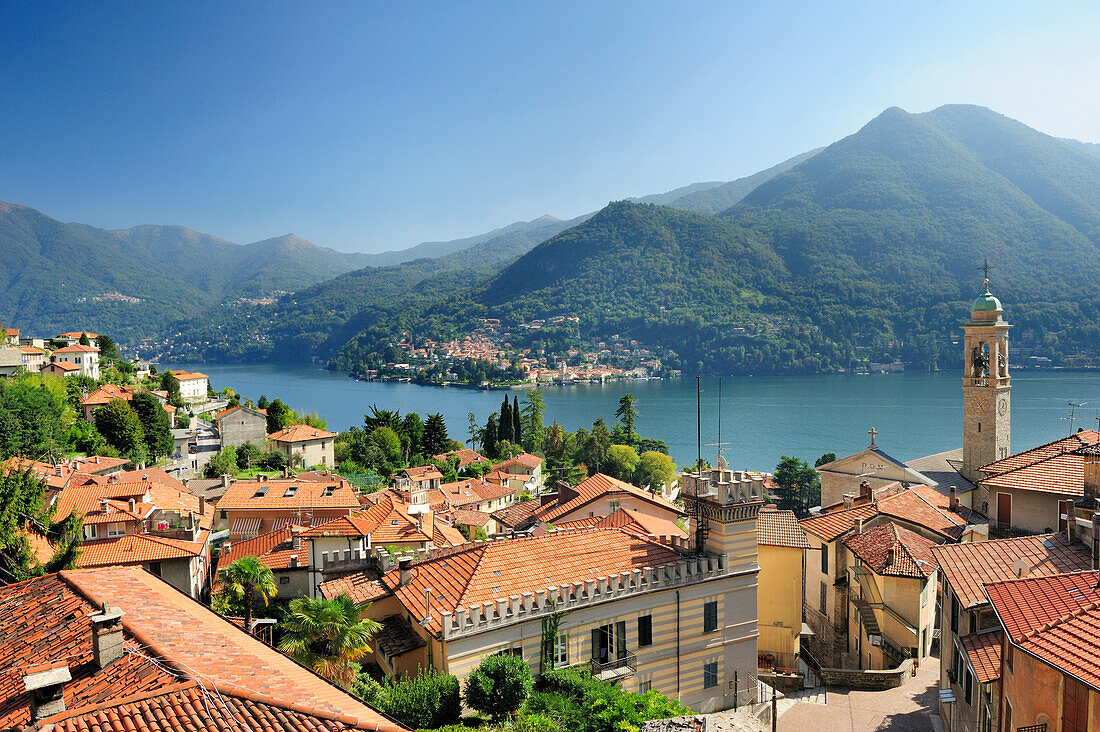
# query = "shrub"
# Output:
<box><xmin>584</xmin><ymin>685</ymin><xmax>691</xmax><ymax>732</ymax></box>
<box><xmin>463</xmin><ymin>654</ymin><xmax>534</xmax><ymax>721</ymax></box>
<box><xmin>264</xmin><ymin>450</ymin><xmax>287</xmax><ymax>471</ymax></box>
<box><xmin>360</xmin><ymin>669</ymin><xmax>461</xmax><ymax>730</ymax></box>
<box><xmin>535</xmin><ymin>667</ymin><xmax>593</xmax><ymax>699</ymax></box>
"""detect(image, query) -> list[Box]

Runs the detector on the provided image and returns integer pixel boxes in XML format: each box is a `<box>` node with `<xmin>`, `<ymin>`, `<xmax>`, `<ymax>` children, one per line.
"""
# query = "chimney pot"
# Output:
<box><xmin>24</xmin><ymin>666</ymin><xmax>71</xmax><ymax>721</ymax></box>
<box><xmin>89</xmin><ymin>602</ymin><xmax>125</xmax><ymax>669</ymax></box>
<box><xmin>199</xmin><ymin>496</ymin><xmax>206</xmax><ymax>514</ymax></box>
<box><xmin>949</xmin><ymin>486</ymin><xmax>958</xmax><ymax>513</ymax></box>
<box><xmin>399</xmin><ymin>556</ymin><xmax>414</xmax><ymax>587</ymax></box>
<box><xmin>855</xmin><ymin>517</ymin><xmax>864</xmax><ymax>534</ymax></box>
<box><xmin>222</xmin><ymin>474</ymin><xmax>232</xmax><ymax>488</ymax></box>
<box><xmin>100</xmin><ymin>498</ymin><xmax>109</xmax><ymax>515</ymax></box>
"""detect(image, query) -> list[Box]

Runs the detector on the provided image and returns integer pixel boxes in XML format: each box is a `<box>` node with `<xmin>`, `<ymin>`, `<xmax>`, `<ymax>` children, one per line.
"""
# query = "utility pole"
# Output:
<box><xmin>771</xmin><ymin>681</ymin><xmax>777</xmax><ymax>732</ymax></box>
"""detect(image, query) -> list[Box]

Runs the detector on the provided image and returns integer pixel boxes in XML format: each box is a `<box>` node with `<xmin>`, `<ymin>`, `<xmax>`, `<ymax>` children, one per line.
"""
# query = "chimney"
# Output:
<box><xmin>198</xmin><ymin>496</ymin><xmax>206</xmax><ymax>515</ymax></box>
<box><xmin>89</xmin><ymin>602</ymin><xmax>125</xmax><ymax>668</ymax></box>
<box><xmin>843</xmin><ymin>494</ymin><xmax>855</xmax><ymax>510</ymax></box>
<box><xmin>1063</xmin><ymin>499</ymin><xmax>1078</xmax><ymax>544</ymax></box>
<box><xmin>855</xmin><ymin>517</ymin><xmax>864</xmax><ymax>534</ymax></box>
<box><xmin>1093</xmin><ymin>512</ymin><xmax>1100</xmax><ymax>571</ymax></box>
<box><xmin>55</xmin><ymin>463</ymin><xmax>63</xmax><ymax>477</ymax></box>
<box><xmin>223</xmin><ymin>541</ymin><xmax>231</xmax><ymax>557</ymax></box>
<box><xmin>540</xmin><ymin>492</ymin><xmax>558</xmax><ymax>507</ymax></box>
<box><xmin>108</xmin><ymin>474</ymin><xmax>118</xmax><ymax>484</ymax></box>
<box><xmin>128</xmin><ymin>498</ymin><xmax>136</xmax><ymax>513</ymax></box>
<box><xmin>258</xmin><ymin>473</ymin><xmax>267</xmax><ymax>482</ymax></box>
<box><xmin>99</xmin><ymin>498</ymin><xmax>109</xmax><ymax>515</ymax></box>
<box><xmin>291</xmin><ymin>526</ymin><xmax>302</xmax><ymax>550</ymax></box>
<box><xmin>557</xmin><ymin>480</ymin><xmax>579</xmax><ymax>505</ymax></box>
<box><xmin>289</xmin><ymin>555</ymin><xmax>299</xmax><ymax>569</ymax></box>
<box><xmin>23</xmin><ymin>666</ymin><xmax>71</xmax><ymax>721</ymax></box>
<box><xmin>859</xmin><ymin>481</ymin><xmax>871</xmax><ymax>501</ymax></box>
<box><xmin>1083</xmin><ymin>447</ymin><xmax>1100</xmax><ymax>504</ymax></box>
<box><xmin>949</xmin><ymin>486</ymin><xmax>958</xmax><ymax>513</ymax></box>
<box><xmin>221</xmin><ymin>474</ymin><xmax>232</xmax><ymax>488</ymax></box>
<box><xmin>398</xmin><ymin>556</ymin><xmax>414</xmax><ymax>587</ymax></box>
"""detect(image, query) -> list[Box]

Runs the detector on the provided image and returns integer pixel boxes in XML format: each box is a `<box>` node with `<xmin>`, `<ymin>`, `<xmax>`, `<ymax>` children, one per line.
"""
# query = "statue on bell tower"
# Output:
<box><xmin>961</xmin><ymin>260</ymin><xmax>1011</xmax><ymax>482</ymax></box>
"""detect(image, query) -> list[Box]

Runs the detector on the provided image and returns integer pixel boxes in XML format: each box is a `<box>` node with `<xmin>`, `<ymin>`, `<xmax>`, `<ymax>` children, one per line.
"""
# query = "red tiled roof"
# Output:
<box><xmin>381</xmin><ymin>528</ymin><xmax>684</xmax><ymax>636</ymax></box>
<box><xmin>168</xmin><ymin>370</ymin><xmax>208</xmax><ymax>381</ymax></box>
<box><xmin>78</xmin><ymin>532</ymin><xmax>209</xmax><ymax>568</ymax></box>
<box><xmin>215</xmin><ymin>405</ymin><xmax>267</xmax><ymax>420</ymax></box>
<box><xmin>432</xmin><ymin>449</ymin><xmax>488</xmax><ymax>467</ymax></box>
<box><xmin>81</xmin><ymin>384</ymin><xmax>131</xmax><ymax>407</ymax></box>
<box><xmin>433</xmin><ymin>478</ymin><xmax>514</xmax><ymax>508</ymax></box>
<box><xmin>961</xmin><ymin>631</ymin><xmax>1003</xmax><ymax>683</ymax></box>
<box><xmin>0</xmin><ymin>569</ymin><xmax>407</xmax><ymax>731</ymax></box>
<box><xmin>492</xmin><ymin>453</ymin><xmax>543</xmax><ymax>470</ymax></box>
<box><xmin>217</xmin><ymin>527</ymin><xmax>309</xmax><ymax>575</ymax></box>
<box><xmin>452</xmin><ymin>509</ymin><xmax>491</xmax><ymax>526</ymax></box>
<box><xmin>319</xmin><ymin>569</ymin><xmax>389</xmax><ymax>603</ymax></box>
<box><xmin>217</xmin><ymin>478</ymin><xmax>359</xmax><ymax>510</ymax></box>
<box><xmin>757</xmin><ymin>506</ymin><xmax>811</xmax><ymax>548</ymax></box>
<box><xmin>593</xmin><ymin>507</ymin><xmax>687</xmax><ymax>538</ymax></box>
<box><xmin>986</xmin><ymin>570</ymin><xmax>1100</xmax><ymax>689</ymax></box>
<box><xmin>401</xmin><ymin>465</ymin><xmax>443</xmax><ymax>481</ymax></box>
<box><xmin>267</xmin><ymin>424</ymin><xmax>337</xmax><ymax>443</ymax></box>
<box><xmin>490</xmin><ymin>499</ymin><xmax>540</xmax><ymax>529</ymax></box>
<box><xmin>800</xmin><ymin>503</ymin><xmax>879</xmax><ymax>542</ymax></box>
<box><xmin>932</xmin><ymin>533</ymin><xmax>1092</xmax><ymax>608</ymax></box>
<box><xmin>57</xmin><ymin>332</ymin><xmax>100</xmax><ymax>339</ymax></box>
<box><xmin>44</xmin><ymin>361</ymin><xmax>81</xmax><ymax>371</ymax></box>
<box><xmin>53</xmin><ymin>344</ymin><xmax>100</xmax><ymax>354</ymax></box>
<box><xmin>874</xmin><ymin>485</ymin><xmax>973</xmax><ymax>540</ymax></box>
<box><xmin>978</xmin><ymin>431</ymin><xmax>1100</xmax><ymax>496</ymax></box>
<box><xmin>843</xmin><ymin>523</ymin><xmax>939</xmax><ymax>578</ymax></box>
<box><xmin>535</xmin><ymin>473</ymin><xmax>684</xmax><ymax>524</ymax></box>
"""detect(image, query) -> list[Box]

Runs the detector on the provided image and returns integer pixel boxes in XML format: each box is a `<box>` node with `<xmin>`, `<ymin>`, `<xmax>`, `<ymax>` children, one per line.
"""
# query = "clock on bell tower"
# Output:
<box><xmin>961</xmin><ymin>264</ymin><xmax>1011</xmax><ymax>482</ymax></box>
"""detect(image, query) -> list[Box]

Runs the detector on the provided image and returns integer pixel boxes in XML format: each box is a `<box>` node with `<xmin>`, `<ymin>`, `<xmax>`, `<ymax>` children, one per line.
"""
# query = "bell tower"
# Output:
<box><xmin>961</xmin><ymin>265</ymin><xmax>1011</xmax><ymax>482</ymax></box>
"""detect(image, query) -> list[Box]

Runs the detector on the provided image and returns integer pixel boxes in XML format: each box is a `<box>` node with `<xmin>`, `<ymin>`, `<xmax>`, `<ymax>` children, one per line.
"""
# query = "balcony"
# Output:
<box><xmin>590</xmin><ymin>652</ymin><xmax>637</xmax><ymax>682</ymax></box>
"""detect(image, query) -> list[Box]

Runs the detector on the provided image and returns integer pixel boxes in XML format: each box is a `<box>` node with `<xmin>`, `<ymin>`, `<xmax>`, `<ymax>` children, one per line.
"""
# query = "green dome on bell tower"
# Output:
<box><xmin>971</xmin><ymin>285</ymin><xmax>1002</xmax><ymax>312</ymax></box>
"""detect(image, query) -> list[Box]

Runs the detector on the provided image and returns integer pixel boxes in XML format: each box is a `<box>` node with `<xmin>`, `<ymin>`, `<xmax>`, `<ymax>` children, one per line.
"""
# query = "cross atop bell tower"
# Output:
<box><xmin>961</xmin><ymin>267</ymin><xmax>1011</xmax><ymax>482</ymax></box>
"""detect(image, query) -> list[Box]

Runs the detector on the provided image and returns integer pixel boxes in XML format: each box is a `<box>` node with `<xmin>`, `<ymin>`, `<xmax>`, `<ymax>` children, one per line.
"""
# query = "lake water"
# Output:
<box><xmin>171</xmin><ymin>364</ymin><xmax>1100</xmax><ymax>471</ymax></box>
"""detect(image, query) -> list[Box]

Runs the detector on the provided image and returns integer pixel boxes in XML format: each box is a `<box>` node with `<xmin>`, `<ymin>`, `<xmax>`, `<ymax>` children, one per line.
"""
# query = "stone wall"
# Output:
<box><xmin>819</xmin><ymin>659</ymin><xmax>914</xmax><ymax>690</ymax></box>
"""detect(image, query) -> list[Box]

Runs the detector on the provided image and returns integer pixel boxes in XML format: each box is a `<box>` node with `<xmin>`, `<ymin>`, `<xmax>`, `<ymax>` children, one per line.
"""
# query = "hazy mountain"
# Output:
<box><xmin>663</xmin><ymin>148</ymin><xmax>824</xmax><ymax>214</ymax></box>
<box><xmin>360</xmin><ymin>214</ymin><xmax>565</xmax><ymax>267</ymax></box>
<box><xmin>0</xmin><ymin>204</ymin><xmax>372</xmax><ymax>341</ymax></box>
<box><xmin>330</xmin><ymin>105</ymin><xmax>1100</xmax><ymax>375</ymax></box>
<box><xmin>1061</xmin><ymin>138</ymin><xmax>1100</xmax><ymax>160</ymax></box>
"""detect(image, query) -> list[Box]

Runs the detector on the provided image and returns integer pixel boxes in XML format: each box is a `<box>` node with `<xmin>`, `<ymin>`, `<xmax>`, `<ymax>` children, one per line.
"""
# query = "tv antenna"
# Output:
<box><xmin>706</xmin><ymin>377</ymin><xmax>730</xmax><ymax>460</ymax></box>
<box><xmin>1064</xmin><ymin>401</ymin><xmax>1089</xmax><ymax>433</ymax></box>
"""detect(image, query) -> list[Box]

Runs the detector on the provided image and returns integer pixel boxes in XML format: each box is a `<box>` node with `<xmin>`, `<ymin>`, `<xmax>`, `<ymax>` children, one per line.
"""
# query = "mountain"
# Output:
<box><xmin>0</xmin><ymin>204</ymin><xmax>373</xmax><ymax>342</ymax></box>
<box><xmin>663</xmin><ymin>148</ymin><xmax>824</xmax><ymax>214</ymax></box>
<box><xmin>1061</xmin><ymin>138</ymin><xmax>1100</xmax><ymax>160</ymax></box>
<box><xmin>359</xmin><ymin>214</ymin><xmax>565</xmax><ymax>267</ymax></box>
<box><xmin>329</xmin><ymin>105</ymin><xmax>1100</xmax><ymax>376</ymax></box>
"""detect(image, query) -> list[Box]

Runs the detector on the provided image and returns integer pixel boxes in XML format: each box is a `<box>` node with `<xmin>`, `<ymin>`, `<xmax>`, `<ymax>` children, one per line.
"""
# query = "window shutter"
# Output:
<box><xmin>591</xmin><ymin>629</ymin><xmax>600</xmax><ymax>660</ymax></box>
<box><xmin>616</xmin><ymin>621</ymin><xmax>627</xmax><ymax>659</ymax></box>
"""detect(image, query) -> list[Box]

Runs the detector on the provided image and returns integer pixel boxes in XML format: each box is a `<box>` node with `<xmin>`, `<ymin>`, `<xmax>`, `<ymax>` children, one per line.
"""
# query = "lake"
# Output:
<box><xmin>170</xmin><ymin>364</ymin><xmax>1100</xmax><ymax>471</ymax></box>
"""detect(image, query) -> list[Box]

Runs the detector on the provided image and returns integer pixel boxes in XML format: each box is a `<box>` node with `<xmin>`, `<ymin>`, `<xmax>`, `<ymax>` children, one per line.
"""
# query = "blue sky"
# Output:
<box><xmin>1</xmin><ymin>1</ymin><xmax>1098</xmax><ymax>252</ymax></box>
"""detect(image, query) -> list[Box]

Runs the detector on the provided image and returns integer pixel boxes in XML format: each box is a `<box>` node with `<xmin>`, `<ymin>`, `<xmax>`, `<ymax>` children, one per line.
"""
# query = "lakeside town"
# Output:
<box><xmin>4</xmin><ymin>281</ymin><xmax>1100</xmax><ymax>731</ymax></box>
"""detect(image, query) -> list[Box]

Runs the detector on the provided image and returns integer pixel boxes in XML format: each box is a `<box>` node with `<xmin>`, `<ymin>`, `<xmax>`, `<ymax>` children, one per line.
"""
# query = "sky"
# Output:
<box><xmin>1</xmin><ymin>1</ymin><xmax>1099</xmax><ymax>253</ymax></box>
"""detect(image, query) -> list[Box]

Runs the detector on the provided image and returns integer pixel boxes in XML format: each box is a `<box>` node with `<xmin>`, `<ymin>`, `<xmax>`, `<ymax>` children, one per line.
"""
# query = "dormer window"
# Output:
<box><xmin>322</xmin><ymin>485</ymin><xmax>336</xmax><ymax>497</ymax></box>
<box><xmin>284</xmin><ymin>486</ymin><xmax>297</xmax><ymax>497</ymax></box>
<box><xmin>391</xmin><ymin>519</ymin><xmax>398</xmax><ymax>526</ymax></box>
<box><xmin>254</xmin><ymin>485</ymin><xmax>270</xmax><ymax>498</ymax></box>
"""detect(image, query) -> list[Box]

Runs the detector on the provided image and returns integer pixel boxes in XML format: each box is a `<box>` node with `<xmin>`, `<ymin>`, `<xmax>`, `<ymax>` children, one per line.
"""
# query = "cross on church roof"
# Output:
<box><xmin>978</xmin><ymin>258</ymin><xmax>994</xmax><ymax>288</ymax></box>
<box><xmin>868</xmin><ymin>426</ymin><xmax>878</xmax><ymax>448</ymax></box>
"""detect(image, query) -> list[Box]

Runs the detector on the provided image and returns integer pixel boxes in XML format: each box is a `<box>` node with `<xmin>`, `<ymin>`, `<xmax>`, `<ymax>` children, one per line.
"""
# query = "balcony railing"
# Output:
<box><xmin>1017</xmin><ymin>725</ymin><xmax>1046</xmax><ymax>732</ymax></box>
<box><xmin>591</xmin><ymin>652</ymin><xmax>637</xmax><ymax>682</ymax></box>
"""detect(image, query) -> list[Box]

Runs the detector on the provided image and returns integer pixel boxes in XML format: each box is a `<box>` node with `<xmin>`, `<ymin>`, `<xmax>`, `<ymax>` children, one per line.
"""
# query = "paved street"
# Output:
<box><xmin>778</xmin><ymin>659</ymin><xmax>941</xmax><ymax>732</ymax></box>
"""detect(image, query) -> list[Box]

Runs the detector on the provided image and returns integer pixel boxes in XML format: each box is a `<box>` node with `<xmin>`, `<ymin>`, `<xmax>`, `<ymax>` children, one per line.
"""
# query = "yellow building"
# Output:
<box><xmin>842</xmin><ymin>522</ymin><xmax>939</xmax><ymax>670</ymax></box>
<box><xmin>756</xmin><ymin>505</ymin><xmax>809</xmax><ymax>671</ymax></box>
<box><xmin>987</xmin><ymin>570</ymin><xmax>1100</xmax><ymax>732</ymax></box>
<box><xmin>324</xmin><ymin>465</ymin><xmax>767</xmax><ymax>713</ymax></box>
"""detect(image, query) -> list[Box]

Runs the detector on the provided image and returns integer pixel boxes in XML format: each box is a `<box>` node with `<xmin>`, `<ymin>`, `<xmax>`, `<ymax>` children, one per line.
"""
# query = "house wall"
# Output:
<box><xmin>53</xmin><ymin>352</ymin><xmax>100</xmax><ymax>379</ymax></box>
<box><xmin>271</xmin><ymin>438</ymin><xmax>334</xmax><ymax>469</ymax></box>
<box><xmin>1001</xmin><ymin>641</ymin><xmax>1100</xmax><ymax>732</ymax></box>
<box><xmin>989</xmin><ymin>488</ymin><xmax>1063</xmax><ymax>533</ymax></box>
<box><xmin>757</xmin><ymin>544</ymin><xmax>803</xmax><ymax>668</ymax></box>
<box><xmin>554</xmin><ymin>495</ymin><xmax>681</xmax><ymax>525</ymax></box>
<box><xmin>218</xmin><ymin>412</ymin><xmax>268</xmax><ymax>448</ymax></box>
<box><xmin>178</xmin><ymin>378</ymin><xmax>208</xmax><ymax>402</ymax></box>
<box><xmin>273</xmin><ymin>567</ymin><xmax>311</xmax><ymax>599</ymax></box>
<box><xmin>802</xmin><ymin>534</ymin><xmax>849</xmax><ymax>667</ymax></box>
<box><xmin>154</xmin><ymin>554</ymin><xmax>207</xmax><ymax>599</ymax></box>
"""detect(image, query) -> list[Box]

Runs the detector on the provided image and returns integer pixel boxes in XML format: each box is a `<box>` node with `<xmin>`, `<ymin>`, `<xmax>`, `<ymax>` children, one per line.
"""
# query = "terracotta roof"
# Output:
<box><xmin>53</xmin><ymin>344</ymin><xmax>100</xmax><ymax>354</ymax></box>
<box><xmin>432</xmin><ymin>449</ymin><xmax>488</xmax><ymax>467</ymax></box>
<box><xmin>300</xmin><ymin>496</ymin><xmax>463</xmax><ymax>547</ymax></box>
<box><xmin>874</xmin><ymin>484</ymin><xmax>974</xmax><ymax>540</ymax></box>
<box><xmin>757</xmin><ymin>506</ymin><xmax>811</xmax><ymax>548</ymax></box>
<box><xmin>593</xmin><ymin>507</ymin><xmax>687</xmax><ymax>538</ymax></box>
<box><xmin>932</xmin><ymin>533</ymin><xmax>1092</xmax><ymax>609</ymax></box>
<box><xmin>979</xmin><ymin>431</ymin><xmax>1100</xmax><ymax>496</ymax></box>
<box><xmin>800</xmin><ymin>503</ymin><xmax>878</xmax><ymax>542</ymax></box>
<box><xmin>452</xmin><ymin>509</ymin><xmax>491</xmax><ymax>526</ymax></box>
<box><xmin>843</xmin><ymin>523</ymin><xmax>939</xmax><ymax>578</ymax></box>
<box><xmin>217</xmin><ymin>478</ymin><xmax>359</xmax><ymax>511</ymax></box>
<box><xmin>986</xmin><ymin>570</ymin><xmax>1100</xmax><ymax>689</ymax></box>
<box><xmin>45</xmin><ymin>361</ymin><xmax>81</xmax><ymax>371</ymax></box>
<box><xmin>381</xmin><ymin>528</ymin><xmax>684</xmax><ymax>635</ymax></box>
<box><xmin>492</xmin><ymin>453</ymin><xmax>543</xmax><ymax>470</ymax></box>
<box><xmin>961</xmin><ymin>631</ymin><xmax>1003</xmax><ymax>683</ymax></box>
<box><xmin>433</xmin><ymin>478</ymin><xmax>514</xmax><ymax>508</ymax></box>
<box><xmin>78</xmin><ymin>532</ymin><xmax>209</xmax><ymax>568</ymax></box>
<box><xmin>535</xmin><ymin>473</ymin><xmax>684</xmax><ymax>524</ymax></box>
<box><xmin>168</xmin><ymin>370</ymin><xmax>208</xmax><ymax>381</ymax></box>
<box><xmin>373</xmin><ymin>615</ymin><xmax>426</xmax><ymax>659</ymax></box>
<box><xmin>267</xmin><ymin>424</ymin><xmax>337</xmax><ymax>443</ymax></box>
<box><xmin>217</xmin><ymin>527</ymin><xmax>309</xmax><ymax>575</ymax></box>
<box><xmin>490</xmin><ymin>499</ymin><xmax>540</xmax><ymax>529</ymax></box>
<box><xmin>19</xmin><ymin>346</ymin><xmax>45</xmax><ymax>354</ymax></box>
<box><xmin>432</xmin><ymin>521</ymin><xmax>467</xmax><ymax>547</ymax></box>
<box><xmin>57</xmin><ymin>332</ymin><xmax>100</xmax><ymax>339</ymax></box>
<box><xmin>0</xmin><ymin>568</ymin><xmax>406</xmax><ymax>731</ymax></box>
<box><xmin>81</xmin><ymin>384</ymin><xmax>131</xmax><ymax>407</ymax></box>
<box><xmin>319</xmin><ymin>569</ymin><xmax>389</xmax><ymax>603</ymax></box>
<box><xmin>401</xmin><ymin>465</ymin><xmax>443</xmax><ymax>481</ymax></box>
<box><xmin>554</xmin><ymin>516</ymin><xmax>604</xmax><ymax>529</ymax></box>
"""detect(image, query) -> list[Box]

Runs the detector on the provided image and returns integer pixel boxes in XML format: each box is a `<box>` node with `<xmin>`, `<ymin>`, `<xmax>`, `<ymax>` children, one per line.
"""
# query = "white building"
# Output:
<box><xmin>169</xmin><ymin>369</ymin><xmax>210</xmax><ymax>403</ymax></box>
<box><xmin>50</xmin><ymin>344</ymin><xmax>101</xmax><ymax>379</ymax></box>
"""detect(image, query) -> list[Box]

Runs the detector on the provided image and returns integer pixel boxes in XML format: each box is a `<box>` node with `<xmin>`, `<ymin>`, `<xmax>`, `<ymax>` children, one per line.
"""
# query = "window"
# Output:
<box><xmin>820</xmin><ymin>544</ymin><xmax>829</xmax><ymax>575</ymax></box>
<box><xmin>1063</xmin><ymin>676</ymin><xmax>1089</xmax><ymax>732</ymax></box>
<box><xmin>554</xmin><ymin>633</ymin><xmax>568</xmax><ymax>667</ymax></box>
<box><xmin>703</xmin><ymin>661</ymin><xmax>718</xmax><ymax>689</ymax></box>
<box><xmin>107</xmin><ymin>524</ymin><xmax>125</xmax><ymax>538</ymax></box>
<box><xmin>638</xmin><ymin>679</ymin><xmax>652</xmax><ymax>693</ymax></box>
<box><xmin>279</xmin><ymin>576</ymin><xmax>290</xmax><ymax>585</ymax></box>
<box><xmin>703</xmin><ymin>601</ymin><xmax>718</xmax><ymax>633</ymax></box>
<box><xmin>964</xmin><ymin>666</ymin><xmax>973</xmax><ymax>705</ymax></box>
<box><xmin>85</xmin><ymin>525</ymin><xmax>97</xmax><ymax>540</ymax></box>
<box><xmin>638</xmin><ymin>615</ymin><xmax>653</xmax><ymax>647</ymax></box>
<box><xmin>496</xmin><ymin>647</ymin><xmax>522</xmax><ymax>658</ymax></box>
<box><xmin>951</xmin><ymin>595</ymin><xmax>959</xmax><ymax>634</ymax></box>
<box><xmin>1004</xmin><ymin>638</ymin><xmax>1013</xmax><ymax>673</ymax></box>
<box><xmin>147</xmin><ymin>561</ymin><xmax>162</xmax><ymax>577</ymax></box>
<box><xmin>608</xmin><ymin>500</ymin><xmax>620</xmax><ymax>512</ymax></box>
<box><xmin>820</xmin><ymin>582</ymin><xmax>828</xmax><ymax>613</ymax></box>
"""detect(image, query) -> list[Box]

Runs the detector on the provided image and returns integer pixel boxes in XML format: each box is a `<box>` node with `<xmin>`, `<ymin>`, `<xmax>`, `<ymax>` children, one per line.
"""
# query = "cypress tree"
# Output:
<box><xmin>512</xmin><ymin>396</ymin><xmax>522</xmax><ymax>448</ymax></box>
<box><xmin>498</xmin><ymin>397</ymin><xmax>513</xmax><ymax>444</ymax></box>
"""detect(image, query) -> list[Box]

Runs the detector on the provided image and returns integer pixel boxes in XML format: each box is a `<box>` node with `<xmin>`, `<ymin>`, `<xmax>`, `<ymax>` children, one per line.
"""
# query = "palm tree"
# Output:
<box><xmin>219</xmin><ymin>556</ymin><xmax>277</xmax><ymax>633</ymax></box>
<box><xmin>278</xmin><ymin>593</ymin><xmax>381</xmax><ymax>688</ymax></box>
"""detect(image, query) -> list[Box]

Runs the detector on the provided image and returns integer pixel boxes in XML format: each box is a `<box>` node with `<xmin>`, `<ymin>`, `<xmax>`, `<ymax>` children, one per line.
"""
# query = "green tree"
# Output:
<box><xmin>463</xmin><ymin>653</ymin><xmax>533</xmax><ymax>721</ymax></box>
<box><xmin>498</xmin><ymin>397</ymin><xmax>514</xmax><ymax>444</ymax></box>
<box><xmin>364</xmin><ymin>405</ymin><xmax>401</xmax><ymax>432</ymax></box>
<box><xmin>355</xmin><ymin>669</ymin><xmax>461</xmax><ymax>730</ymax></box>
<box><xmin>204</xmin><ymin>446</ymin><xmax>239</xmax><ymax>478</ymax></box>
<box><xmin>368</xmin><ymin>426</ymin><xmax>402</xmax><ymax>466</ymax></box>
<box><xmin>423</xmin><ymin>413</ymin><xmax>449</xmax><ymax>456</ymax></box>
<box><xmin>521</xmin><ymin>388</ymin><xmax>546</xmax><ymax>453</ymax></box>
<box><xmin>484</xmin><ymin>413</ymin><xmax>500</xmax><ymax>459</ymax></box>
<box><xmin>94</xmin><ymin>398</ymin><xmax>145</xmax><ymax>459</ymax></box>
<box><xmin>0</xmin><ymin>468</ymin><xmax>83</xmax><ymax>584</ymax></box>
<box><xmin>278</xmin><ymin>594</ymin><xmax>382</xmax><ymax>689</ymax></box>
<box><xmin>399</xmin><ymin>412</ymin><xmax>424</xmax><ymax>461</ymax></box>
<box><xmin>604</xmin><ymin>444</ymin><xmax>640</xmax><ymax>483</ymax></box>
<box><xmin>265</xmin><ymin>398</ymin><xmax>294</xmax><ymax>433</ymax></box>
<box><xmin>236</xmin><ymin>441</ymin><xmax>263</xmax><ymax>470</ymax></box>
<box><xmin>95</xmin><ymin>334</ymin><xmax>121</xmax><ymax>361</ymax></box>
<box><xmin>815</xmin><ymin>452</ymin><xmax>837</xmax><ymax>467</ymax></box>
<box><xmin>512</xmin><ymin>395</ymin><xmax>522</xmax><ymax>448</ymax></box>
<box><xmin>636</xmin><ymin>451</ymin><xmax>676</xmax><ymax>494</ymax></box>
<box><xmin>78</xmin><ymin>332</ymin><xmax>90</xmax><ymax>346</ymax></box>
<box><xmin>257</xmin><ymin>395</ymin><xmax>269</xmax><ymax>409</ymax></box>
<box><xmin>584</xmin><ymin>684</ymin><xmax>691</xmax><ymax>732</ymax></box>
<box><xmin>159</xmin><ymin>371</ymin><xmax>183</xmax><ymax>408</ymax></box>
<box><xmin>131</xmin><ymin>392</ymin><xmax>172</xmax><ymax>459</ymax></box>
<box><xmin>217</xmin><ymin>555</ymin><xmax>277</xmax><ymax>635</ymax></box>
<box><xmin>614</xmin><ymin>393</ymin><xmax>639</xmax><ymax>445</ymax></box>
<box><xmin>773</xmin><ymin>456</ymin><xmax>821</xmax><ymax>517</ymax></box>
<box><xmin>0</xmin><ymin>373</ymin><xmax>72</xmax><ymax>460</ymax></box>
